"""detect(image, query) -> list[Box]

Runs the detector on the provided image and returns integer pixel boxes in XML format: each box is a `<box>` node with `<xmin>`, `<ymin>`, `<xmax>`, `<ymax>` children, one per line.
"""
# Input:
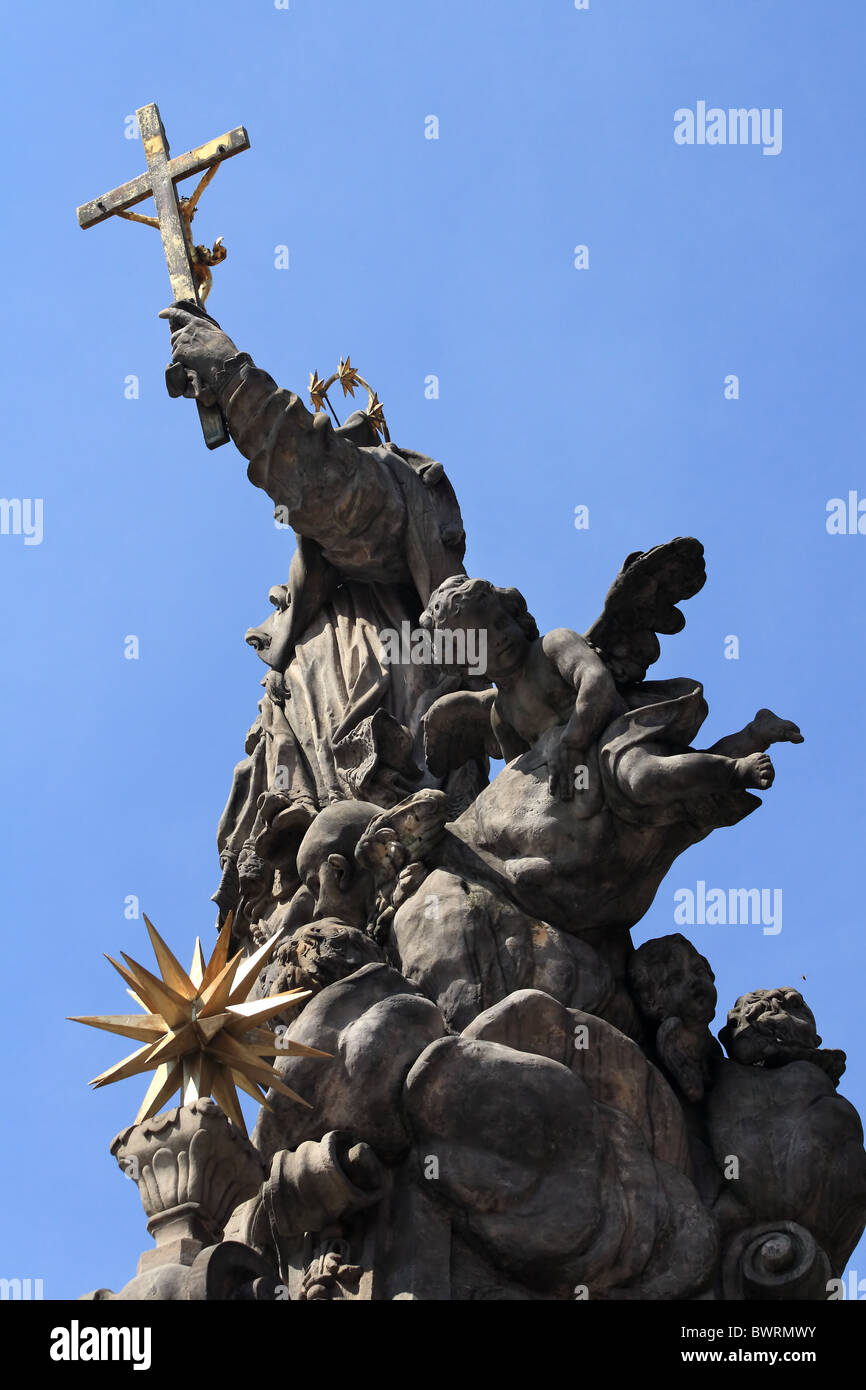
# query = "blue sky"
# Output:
<box><xmin>1</xmin><ymin>0</ymin><xmax>864</xmax><ymax>1298</ymax></box>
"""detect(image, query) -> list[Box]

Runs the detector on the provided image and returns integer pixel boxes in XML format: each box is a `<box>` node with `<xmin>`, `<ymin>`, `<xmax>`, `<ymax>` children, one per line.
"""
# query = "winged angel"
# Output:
<box><xmin>418</xmin><ymin>538</ymin><xmax>803</xmax><ymax>936</ymax></box>
<box><xmin>160</xmin><ymin>308</ymin><xmax>801</xmax><ymax>949</ymax></box>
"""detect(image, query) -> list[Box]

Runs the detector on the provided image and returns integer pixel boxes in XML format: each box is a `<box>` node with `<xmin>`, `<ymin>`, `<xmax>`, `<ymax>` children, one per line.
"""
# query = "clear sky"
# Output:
<box><xmin>1</xmin><ymin>0</ymin><xmax>864</xmax><ymax>1299</ymax></box>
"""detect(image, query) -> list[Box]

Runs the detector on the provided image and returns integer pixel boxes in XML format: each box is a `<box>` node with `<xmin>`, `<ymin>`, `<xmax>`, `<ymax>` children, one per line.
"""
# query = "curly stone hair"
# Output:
<box><xmin>419</xmin><ymin>575</ymin><xmax>539</xmax><ymax>641</ymax></box>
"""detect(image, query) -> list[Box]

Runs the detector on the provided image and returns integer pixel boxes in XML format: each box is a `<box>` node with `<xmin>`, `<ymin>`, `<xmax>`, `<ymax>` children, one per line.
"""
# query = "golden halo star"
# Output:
<box><xmin>336</xmin><ymin>355</ymin><xmax>362</xmax><ymax>399</ymax></box>
<box><xmin>364</xmin><ymin>391</ymin><xmax>388</xmax><ymax>441</ymax></box>
<box><xmin>69</xmin><ymin>913</ymin><xmax>329</xmax><ymax>1135</ymax></box>
<box><xmin>308</xmin><ymin>369</ymin><xmax>333</xmax><ymax>414</ymax></box>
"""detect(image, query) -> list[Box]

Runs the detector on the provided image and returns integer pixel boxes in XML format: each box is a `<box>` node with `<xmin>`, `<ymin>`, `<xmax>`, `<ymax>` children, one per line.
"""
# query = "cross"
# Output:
<box><xmin>77</xmin><ymin>103</ymin><xmax>250</xmax><ymax>449</ymax></box>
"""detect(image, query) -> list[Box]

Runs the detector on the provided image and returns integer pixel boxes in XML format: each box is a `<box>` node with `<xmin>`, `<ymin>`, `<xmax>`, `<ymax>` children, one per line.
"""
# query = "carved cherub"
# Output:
<box><xmin>420</xmin><ymin>576</ymin><xmax>624</xmax><ymax>800</ymax></box>
<box><xmin>627</xmin><ymin>934</ymin><xmax>723</xmax><ymax>1102</ymax></box>
<box><xmin>423</xmin><ymin>538</ymin><xmax>711</xmax><ymax>794</ymax></box>
<box><xmin>421</xmin><ymin>549</ymin><xmax>803</xmax><ymax>807</ymax></box>
<box><xmin>705</xmin><ymin>987</ymin><xmax>864</xmax><ymax>1273</ymax></box>
<box><xmin>719</xmin><ymin>987</ymin><xmax>846</xmax><ymax>1084</ymax></box>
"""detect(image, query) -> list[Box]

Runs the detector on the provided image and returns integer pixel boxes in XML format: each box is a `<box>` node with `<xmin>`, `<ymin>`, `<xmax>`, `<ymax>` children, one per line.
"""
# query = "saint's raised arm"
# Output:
<box><xmin>160</xmin><ymin>302</ymin><xmax>465</xmax><ymax>603</ymax></box>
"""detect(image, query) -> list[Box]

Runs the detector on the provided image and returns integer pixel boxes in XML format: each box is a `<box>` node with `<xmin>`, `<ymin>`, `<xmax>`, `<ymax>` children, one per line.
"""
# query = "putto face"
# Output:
<box><xmin>442</xmin><ymin>593</ymin><xmax>527</xmax><ymax>679</ymax></box>
<box><xmin>484</xmin><ymin>599</ymin><xmax>530</xmax><ymax>678</ymax></box>
<box><xmin>667</xmin><ymin>951</ymin><xmax>718</xmax><ymax>1028</ymax></box>
<box><xmin>288</xmin><ymin>920</ymin><xmax>380</xmax><ymax>992</ymax></box>
<box><xmin>630</xmin><ymin>935</ymin><xmax>717</xmax><ymax>1028</ymax></box>
<box><xmin>421</xmin><ymin>579</ymin><xmax>534</xmax><ymax>681</ymax></box>
<box><xmin>722</xmin><ymin>987</ymin><xmax>820</xmax><ymax>1065</ymax></box>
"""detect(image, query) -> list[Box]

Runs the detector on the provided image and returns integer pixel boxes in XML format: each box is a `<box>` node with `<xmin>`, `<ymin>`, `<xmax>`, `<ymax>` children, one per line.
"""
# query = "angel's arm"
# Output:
<box><xmin>535</xmin><ymin>628</ymin><xmax>621</xmax><ymax>800</ymax></box>
<box><xmin>541</xmin><ymin>628</ymin><xmax>622</xmax><ymax>748</ymax></box>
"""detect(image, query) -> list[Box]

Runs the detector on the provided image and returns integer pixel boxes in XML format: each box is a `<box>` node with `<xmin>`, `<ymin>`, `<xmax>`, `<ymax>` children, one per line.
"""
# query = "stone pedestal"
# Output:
<box><xmin>110</xmin><ymin>1099</ymin><xmax>266</xmax><ymax>1275</ymax></box>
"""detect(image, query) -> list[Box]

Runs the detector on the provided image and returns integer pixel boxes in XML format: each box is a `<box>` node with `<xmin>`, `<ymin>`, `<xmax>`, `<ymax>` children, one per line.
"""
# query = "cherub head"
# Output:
<box><xmin>419</xmin><ymin>576</ymin><xmax>538</xmax><ymax>681</ymax></box>
<box><xmin>284</xmin><ymin>920</ymin><xmax>382</xmax><ymax>995</ymax></box>
<box><xmin>718</xmin><ymin>987</ymin><xmax>821</xmax><ymax>1067</ymax></box>
<box><xmin>628</xmin><ymin>933</ymin><xmax>717</xmax><ymax>1030</ymax></box>
<box><xmin>295</xmin><ymin>801</ymin><xmax>381</xmax><ymax>930</ymax></box>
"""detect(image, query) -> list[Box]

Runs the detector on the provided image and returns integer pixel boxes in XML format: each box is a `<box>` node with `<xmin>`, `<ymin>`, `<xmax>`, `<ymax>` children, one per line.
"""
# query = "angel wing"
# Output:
<box><xmin>422</xmin><ymin>688</ymin><xmax>502</xmax><ymax>777</ymax></box>
<box><xmin>583</xmin><ymin>536</ymin><xmax>706</xmax><ymax>687</ymax></box>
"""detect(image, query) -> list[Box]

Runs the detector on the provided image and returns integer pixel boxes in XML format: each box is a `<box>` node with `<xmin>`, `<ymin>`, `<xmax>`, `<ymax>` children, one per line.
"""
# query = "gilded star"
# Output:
<box><xmin>69</xmin><ymin>914</ymin><xmax>327</xmax><ymax>1135</ymax></box>
<box><xmin>364</xmin><ymin>391</ymin><xmax>388</xmax><ymax>441</ymax></box>
<box><xmin>308</xmin><ymin>369</ymin><xmax>332</xmax><ymax>414</ymax></box>
<box><xmin>336</xmin><ymin>355</ymin><xmax>362</xmax><ymax>399</ymax></box>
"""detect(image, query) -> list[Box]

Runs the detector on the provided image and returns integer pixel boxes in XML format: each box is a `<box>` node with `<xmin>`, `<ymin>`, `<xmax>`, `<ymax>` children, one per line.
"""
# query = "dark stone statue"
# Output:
<box><xmin>87</xmin><ymin>303</ymin><xmax>865</xmax><ymax>1302</ymax></box>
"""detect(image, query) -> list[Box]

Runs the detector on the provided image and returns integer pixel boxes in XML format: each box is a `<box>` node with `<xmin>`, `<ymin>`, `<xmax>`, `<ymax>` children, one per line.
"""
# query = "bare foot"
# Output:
<box><xmin>750</xmin><ymin>708</ymin><xmax>804</xmax><ymax>749</ymax></box>
<box><xmin>736</xmin><ymin>752</ymin><xmax>775</xmax><ymax>790</ymax></box>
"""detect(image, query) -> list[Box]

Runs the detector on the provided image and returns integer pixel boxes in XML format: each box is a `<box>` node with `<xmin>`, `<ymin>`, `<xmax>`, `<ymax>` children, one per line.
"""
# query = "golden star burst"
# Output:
<box><xmin>308</xmin><ymin>368</ymin><xmax>331</xmax><ymax>414</ymax></box>
<box><xmin>364</xmin><ymin>391</ymin><xmax>388</xmax><ymax>441</ymax></box>
<box><xmin>336</xmin><ymin>355</ymin><xmax>362</xmax><ymax>399</ymax></box>
<box><xmin>69</xmin><ymin>913</ymin><xmax>328</xmax><ymax>1136</ymax></box>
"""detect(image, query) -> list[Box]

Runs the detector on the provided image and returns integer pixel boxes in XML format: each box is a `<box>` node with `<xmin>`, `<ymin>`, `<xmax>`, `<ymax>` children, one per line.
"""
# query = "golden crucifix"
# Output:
<box><xmin>76</xmin><ymin>103</ymin><xmax>250</xmax><ymax>449</ymax></box>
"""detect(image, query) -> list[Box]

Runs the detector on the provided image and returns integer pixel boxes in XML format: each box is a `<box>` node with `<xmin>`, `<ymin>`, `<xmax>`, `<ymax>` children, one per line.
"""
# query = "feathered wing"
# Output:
<box><xmin>583</xmin><ymin>537</ymin><xmax>707</xmax><ymax>687</ymax></box>
<box><xmin>422</xmin><ymin>688</ymin><xmax>501</xmax><ymax>777</ymax></box>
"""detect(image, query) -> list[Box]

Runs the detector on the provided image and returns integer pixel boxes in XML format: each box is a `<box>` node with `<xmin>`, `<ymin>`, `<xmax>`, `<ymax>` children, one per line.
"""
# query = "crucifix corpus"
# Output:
<box><xmin>76</xmin><ymin>103</ymin><xmax>250</xmax><ymax>449</ymax></box>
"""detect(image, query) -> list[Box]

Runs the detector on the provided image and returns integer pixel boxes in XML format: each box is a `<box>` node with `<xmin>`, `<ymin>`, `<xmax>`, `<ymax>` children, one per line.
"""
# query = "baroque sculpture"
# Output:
<box><xmin>74</xmin><ymin>106</ymin><xmax>866</xmax><ymax>1302</ymax></box>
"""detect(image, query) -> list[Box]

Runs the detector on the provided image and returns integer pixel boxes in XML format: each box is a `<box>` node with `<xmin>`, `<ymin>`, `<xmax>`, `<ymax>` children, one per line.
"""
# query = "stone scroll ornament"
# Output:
<box><xmin>73</xmin><ymin>109</ymin><xmax>866</xmax><ymax>1300</ymax></box>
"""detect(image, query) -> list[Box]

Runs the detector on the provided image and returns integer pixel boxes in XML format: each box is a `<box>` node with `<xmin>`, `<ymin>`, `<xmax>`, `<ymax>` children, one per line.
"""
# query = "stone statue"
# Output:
<box><xmin>706</xmin><ymin>987</ymin><xmax>866</xmax><ymax>1282</ymax></box>
<box><xmin>628</xmin><ymin>933</ymin><xmax>723</xmax><ymax>1102</ymax></box>
<box><xmin>156</xmin><ymin>301</ymin><xmax>482</xmax><ymax>944</ymax></box>
<box><xmin>81</xmin><ymin>300</ymin><xmax>865</xmax><ymax>1303</ymax></box>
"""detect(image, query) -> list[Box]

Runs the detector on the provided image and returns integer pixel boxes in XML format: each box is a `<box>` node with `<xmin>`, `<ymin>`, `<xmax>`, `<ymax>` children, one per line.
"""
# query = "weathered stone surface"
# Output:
<box><xmin>254</xmin><ymin>963</ymin><xmax>446</xmax><ymax>1163</ymax></box>
<box><xmin>111</xmin><ymin>1100</ymin><xmax>265</xmax><ymax>1262</ymax></box>
<box><xmin>82</xmin><ymin>304</ymin><xmax>865</xmax><ymax>1300</ymax></box>
<box><xmin>706</xmin><ymin>1057</ymin><xmax>866</xmax><ymax>1275</ymax></box>
<box><xmin>403</xmin><ymin>1024</ymin><xmax>717</xmax><ymax>1298</ymax></box>
<box><xmin>463</xmin><ymin>989</ymin><xmax>691</xmax><ymax>1172</ymax></box>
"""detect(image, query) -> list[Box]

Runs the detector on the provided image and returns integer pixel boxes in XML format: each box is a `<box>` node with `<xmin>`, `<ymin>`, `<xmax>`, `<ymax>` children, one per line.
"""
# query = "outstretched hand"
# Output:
<box><xmin>159</xmin><ymin>300</ymin><xmax>241</xmax><ymax>398</ymax></box>
<box><xmin>548</xmin><ymin>733</ymin><xmax>583</xmax><ymax>802</ymax></box>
